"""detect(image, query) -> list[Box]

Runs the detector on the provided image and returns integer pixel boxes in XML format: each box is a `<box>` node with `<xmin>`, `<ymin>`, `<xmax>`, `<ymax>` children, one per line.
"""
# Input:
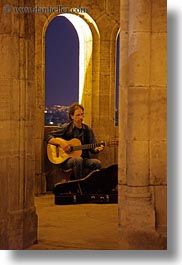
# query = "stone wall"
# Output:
<box><xmin>118</xmin><ymin>0</ymin><xmax>167</xmax><ymax>249</ymax></box>
<box><xmin>0</xmin><ymin>0</ymin><xmax>37</xmax><ymax>249</ymax></box>
<box><xmin>0</xmin><ymin>0</ymin><xmax>167</xmax><ymax>250</ymax></box>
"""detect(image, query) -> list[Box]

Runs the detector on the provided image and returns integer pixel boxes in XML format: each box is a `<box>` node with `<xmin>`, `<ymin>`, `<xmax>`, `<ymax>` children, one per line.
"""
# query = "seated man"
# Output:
<box><xmin>46</xmin><ymin>102</ymin><xmax>104</xmax><ymax>180</ymax></box>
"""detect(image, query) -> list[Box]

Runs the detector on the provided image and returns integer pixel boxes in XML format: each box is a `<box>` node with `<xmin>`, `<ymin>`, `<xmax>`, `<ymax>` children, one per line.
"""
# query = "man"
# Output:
<box><xmin>46</xmin><ymin>103</ymin><xmax>104</xmax><ymax>179</ymax></box>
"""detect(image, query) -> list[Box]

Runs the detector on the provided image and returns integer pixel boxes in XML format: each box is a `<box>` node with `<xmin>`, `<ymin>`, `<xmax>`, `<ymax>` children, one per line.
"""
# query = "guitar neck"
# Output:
<box><xmin>72</xmin><ymin>142</ymin><xmax>104</xmax><ymax>151</ymax></box>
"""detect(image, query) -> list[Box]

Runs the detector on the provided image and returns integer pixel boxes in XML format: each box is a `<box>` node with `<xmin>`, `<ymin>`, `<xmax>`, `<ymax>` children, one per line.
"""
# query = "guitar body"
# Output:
<box><xmin>47</xmin><ymin>137</ymin><xmax>117</xmax><ymax>165</ymax></box>
<box><xmin>47</xmin><ymin>138</ymin><xmax>82</xmax><ymax>164</ymax></box>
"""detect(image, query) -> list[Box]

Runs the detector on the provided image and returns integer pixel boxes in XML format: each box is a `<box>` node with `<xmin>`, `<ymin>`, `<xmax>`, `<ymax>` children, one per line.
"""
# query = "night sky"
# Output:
<box><xmin>45</xmin><ymin>16</ymin><xmax>79</xmax><ymax>107</ymax></box>
<box><xmin>45</xmin><ymin>15</ymin><xmax>120</xmax><ymax>111</ymax></box>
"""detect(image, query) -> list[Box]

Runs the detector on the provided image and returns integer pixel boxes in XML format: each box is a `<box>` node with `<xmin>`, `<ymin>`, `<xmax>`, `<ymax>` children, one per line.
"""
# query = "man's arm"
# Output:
<box><xmin>45</xmin><ymin>126</ymin><xmax>65</xmax><ymax>143</ymax></box>
<box><xmin>48</xmin><ymin>137</ymin><xmax>72</xmax><ymax>154</ymax></box>
<box><xmin>45</xmin><ymin>123</ymin><xmax>72</xmax><ymax>153</ymax></box>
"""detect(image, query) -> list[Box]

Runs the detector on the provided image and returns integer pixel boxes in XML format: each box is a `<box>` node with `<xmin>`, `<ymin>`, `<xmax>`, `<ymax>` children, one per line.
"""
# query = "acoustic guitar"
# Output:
<box><xmin>47</xmin><ymin>138</ymin><xmax>118</xmax><ymax>164</ymax></box>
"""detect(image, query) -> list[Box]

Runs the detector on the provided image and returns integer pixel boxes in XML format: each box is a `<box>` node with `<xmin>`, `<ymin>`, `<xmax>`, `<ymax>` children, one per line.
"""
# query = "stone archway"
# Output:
<box><xmin>0</xmin><ymin>0</ymin><xmax>167</xmax><ymax>250</ymax></box>
<box><xmin>34</xmin><ymin>7</ymin><xmax>119</xmax><ymax>194</ymax></box>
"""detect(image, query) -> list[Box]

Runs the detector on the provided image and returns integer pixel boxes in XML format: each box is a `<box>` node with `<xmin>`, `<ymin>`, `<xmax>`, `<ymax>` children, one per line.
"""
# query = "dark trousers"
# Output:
<box><xmin>62</xmin><ymin>157</ymin><xmax>101</xmax><ymax>179</ymax></box>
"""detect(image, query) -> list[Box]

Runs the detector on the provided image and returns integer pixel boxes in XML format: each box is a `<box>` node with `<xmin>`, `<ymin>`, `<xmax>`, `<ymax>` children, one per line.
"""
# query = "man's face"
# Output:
<box><xmin>71</xmin><ymin>107</ymin><xmax>84</xmax><ymax>126</ymax></box>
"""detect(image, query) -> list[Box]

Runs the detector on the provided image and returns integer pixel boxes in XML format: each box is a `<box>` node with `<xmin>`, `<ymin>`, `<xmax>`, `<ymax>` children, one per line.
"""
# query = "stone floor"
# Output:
<box><xmin>28</xmin><ymin>193</ymin><xmax>119</xmax><ymax>250</ymax></box>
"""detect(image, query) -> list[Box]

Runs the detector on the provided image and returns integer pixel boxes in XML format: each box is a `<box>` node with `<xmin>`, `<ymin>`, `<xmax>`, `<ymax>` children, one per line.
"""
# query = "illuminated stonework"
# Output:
<box><xmin>0</xmin><ymin>0</ymin><xmax>167</xmax><ymax>250</ymax></box>
<box><xmin>58</xmin><ymin>13</ymin><xmax>93</xmax><ymax>103</ymax></box>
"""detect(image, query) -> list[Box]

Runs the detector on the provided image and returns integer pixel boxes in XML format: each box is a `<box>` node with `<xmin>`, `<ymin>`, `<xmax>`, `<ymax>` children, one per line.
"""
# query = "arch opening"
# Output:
<box><xmin>58</xmin><ymin>13</ymin><xmax>93</xmax><ymax>103</ymax></box>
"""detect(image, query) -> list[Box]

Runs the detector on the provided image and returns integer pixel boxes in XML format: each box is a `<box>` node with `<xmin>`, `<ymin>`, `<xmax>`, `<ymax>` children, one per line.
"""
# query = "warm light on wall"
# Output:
<box><xmin>58</xmin><ymin>13</ymin><xmax>92</xmax><ymax>103</ymax></box>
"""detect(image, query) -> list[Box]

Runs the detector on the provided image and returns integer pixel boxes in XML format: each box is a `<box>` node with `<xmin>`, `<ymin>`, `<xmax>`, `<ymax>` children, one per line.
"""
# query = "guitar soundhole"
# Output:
<box><xmin>70</xmin><ymin>146</ymin><xmax>73</xmax><ymax>152</ymax></box>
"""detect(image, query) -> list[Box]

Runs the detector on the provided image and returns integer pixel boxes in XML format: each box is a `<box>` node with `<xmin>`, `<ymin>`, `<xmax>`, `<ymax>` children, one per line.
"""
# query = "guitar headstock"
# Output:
<box><xmin>106</xmin><ymin>140</ymin><xmax>118</xmax><ymax>147</ymax></box>
<box><xmin>99</xmin><ymin>140</ymin><xmax>118</xmax><ymax>147</ymax></box>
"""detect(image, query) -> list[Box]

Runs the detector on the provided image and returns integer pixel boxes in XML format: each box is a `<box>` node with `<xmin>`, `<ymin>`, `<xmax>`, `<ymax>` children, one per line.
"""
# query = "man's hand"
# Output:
<box><xmin>94</xmin><ymin>144</ymin><xmax>104</xmax><ymax>153</ymax></box>
<box><xmin>62</xmin><ymin>144</ymin><xmax>72</xmax><ymax>153</ymax></box>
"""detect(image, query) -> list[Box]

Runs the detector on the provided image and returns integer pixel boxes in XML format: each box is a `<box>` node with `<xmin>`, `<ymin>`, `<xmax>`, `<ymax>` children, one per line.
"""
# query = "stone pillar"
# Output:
<box><xmin>93</xmin><ymin>9</ymin><xmax>120</xmax><ymax>167</ymax></box>
<box><xmin>118</xmin><ymin>0</ymin><xmax>167</xmax><ymax>249</ymax></box>
<box><xmin>0</xmin><ymin>1</ymin><xmax>37</xmax><ymax>249</ymax></box>
<box><xmin>34</xmin><ymin>14</ymin><xmax>47</xmax><ymax>195</ymax></box>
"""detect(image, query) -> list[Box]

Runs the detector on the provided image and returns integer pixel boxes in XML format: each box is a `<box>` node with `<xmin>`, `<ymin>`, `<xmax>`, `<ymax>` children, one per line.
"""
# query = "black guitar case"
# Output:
<box><xmin>53</xmin><ymin>164</ymin><xmax>118</xmax><ymax>205</ymax></box>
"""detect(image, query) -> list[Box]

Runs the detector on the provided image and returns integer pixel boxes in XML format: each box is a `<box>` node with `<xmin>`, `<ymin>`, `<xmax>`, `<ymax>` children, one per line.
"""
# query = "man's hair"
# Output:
<box><xmin>68</xmin><ymin>102</ymin><xmax>84</xmax><ymax>120</ymax></box>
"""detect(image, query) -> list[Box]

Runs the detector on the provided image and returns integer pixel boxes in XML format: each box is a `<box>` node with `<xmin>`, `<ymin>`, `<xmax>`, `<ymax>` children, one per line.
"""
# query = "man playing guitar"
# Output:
<box><xmin>46</xmin><ymin>102</ymin><xmax>104</xmax><ymax>180</ymax></box>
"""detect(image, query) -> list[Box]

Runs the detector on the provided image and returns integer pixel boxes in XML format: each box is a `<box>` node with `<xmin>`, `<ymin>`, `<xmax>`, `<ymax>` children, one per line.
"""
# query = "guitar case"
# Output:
<box><xmin>53</xmin><ymin>164</ymin><xmax>118</xmax><ymax>205</ymax></box>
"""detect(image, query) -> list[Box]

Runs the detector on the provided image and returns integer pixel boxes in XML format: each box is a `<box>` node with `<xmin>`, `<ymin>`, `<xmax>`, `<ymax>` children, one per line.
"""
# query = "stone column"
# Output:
<box><xmin>118</xmin><ymin>0</ymin><xmax>166</xmax><ymax>249</ymax></box>
<box><xmin>0</xmin><ymin>1</ymin><xmax>37</xmax><ymax>249</ymax></box>
<box><xmin>94</xmin><ymin>9</ymin><xmax>120</xmax><ymax>167</ymax></box>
